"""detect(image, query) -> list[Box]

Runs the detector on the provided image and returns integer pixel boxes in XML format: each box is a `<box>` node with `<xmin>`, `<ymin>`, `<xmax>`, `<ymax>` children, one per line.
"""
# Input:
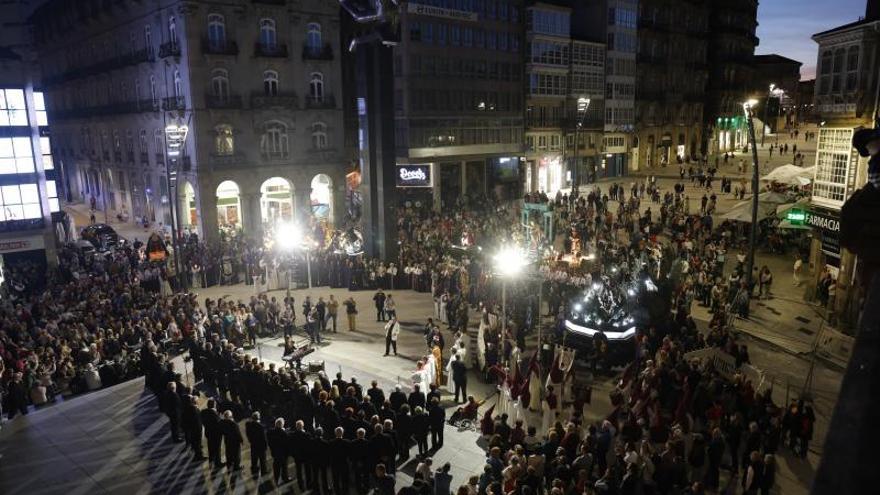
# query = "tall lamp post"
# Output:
<box><xmin>742</xmin><ymin>99</ymin><xmax>760</xmax><ymax>317</ymax></box>
<box><xmin>493</xmin><ymin>246</ymin><xmax>527</xmax><ymax>340</ymax></box>
<box><xmin>572</xmin><ymin>96</ymin><xmax>591</xmax><ymax>195</ymax></box>
<box><xmin>164</xmin><ymin>123</ymin><xmax>189</xmax><ymax>289</ymax></box>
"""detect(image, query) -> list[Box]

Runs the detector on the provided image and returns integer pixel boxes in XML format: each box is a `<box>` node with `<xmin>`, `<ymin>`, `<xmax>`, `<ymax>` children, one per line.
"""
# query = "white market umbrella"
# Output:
<box><xmin>760</xmin><ymin>164</ymin><xmax>815</xmax><ymax>186</ymax></box>
<box><xmin>720</xmin><ymin>200</ymin><xmax>780</xmax><ymax>223</ymax></box>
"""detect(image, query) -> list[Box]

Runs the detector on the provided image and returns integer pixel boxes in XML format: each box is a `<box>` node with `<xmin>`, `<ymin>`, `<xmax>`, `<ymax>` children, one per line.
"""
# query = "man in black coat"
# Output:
<box><xmin>428</xmin><ymin>398</ymin><xmax>446</xmax><ymax>449</ymax></box>
<box><xmin>451</xmin><ymin>355</ymin><xmax>468</xmax><ymax>404</ymax></box>
<box><xmin>181</xmin><ymin>395</ymin><xmax>203</xmax><ymax>460</ymax></box>
<box><xmin>201</xmin><ymin>399</ymin><xmax>223</xmax><ymax>467</ymax></box>
<box><xmin>5</xmin><ymin>372</ymin><xmax>28</xmax><ymax>419</ymax></box>
<box><xmin>290</xmin><ymin>420</ymin><xmax>314</xmax><ymax>491</ymax></box>
<box><xmin>220</xmin><ymin>410</ymin><xmax>244</xmax><ymax>470</ymax></box>
<box><xmin>267</xmin><ymin>417</ymin><xmax>291</xmax><ymax>484</ymax></box>
<box><xmin>160</xmin><ymin>382</ymin><xmax>183</xmax><ymax>442</ymax></box>
<box><xmin>311</xmin><ymin>427</ymin><xmax>331</xmax><ymax>494</ymax></box>
<box><xmin>330</xmin><ymin>426</ymin><xmax>351</xmax><ymax>495</ymax></box>
<box><xmin>389</xmin><ymin>385</ymin><xmax>407</xmax><ymax>411</ymax></box>
<box><xmin>367</xmin><ymin>380</ymin><xmax>385</xmax><ymax>409</ymax></box>
<box><xmin>368</xmin><ymin>423</ymin><xmax>396</xmax><ymax>476</ymax></box>
<box><xmin>408</xmin><ymin>385</ymin><xmax>426</xmax><ymax>411</ymax></box>
<box><xmin>350</xmin><ymin>427</ymin><xmax>370</xmax><ymax>494</ymax></box>
<box><xmin>245</xmin><ymin>412</ymin><xmax>269</xmax><ymax>477</ymax></box>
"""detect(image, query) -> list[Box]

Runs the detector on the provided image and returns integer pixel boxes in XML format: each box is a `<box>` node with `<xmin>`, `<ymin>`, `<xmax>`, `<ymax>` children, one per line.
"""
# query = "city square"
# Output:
<box><xmin>0</xmin><ymin>1</ymin><xmax>878</xmax><ymax>495</ymax></box>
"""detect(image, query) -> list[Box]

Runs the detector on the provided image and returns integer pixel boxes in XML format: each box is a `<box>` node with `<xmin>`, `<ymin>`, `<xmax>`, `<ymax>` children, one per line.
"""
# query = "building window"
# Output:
<box><xmin>0</xmin><ymin>184</ymin><xmax>42</xmax><ymax>220</ymax></box>
<box><xmin>113</xmin><ymin>130</ymin><xmax>121</xmax><ymax>151</ymax></box>
<box><xmin>311</xmin><ymin>122</ymin><xmax>327</xmax><ymax>149</ymax></box>
<box><xmin>846</xmin><ymin>46</ymin><xmax>860</xmax><ymax>92</ymax></box>
<box><xmin>139</xmin><ymin>130</ymin><xmax>148</xmax><ymax>152</ymax></box>
<box><xmin>215</xmin><ymin>124</ymin><xmax>234</xmax><ymax>155</ymax></box>
<box><xmin>169</xmin><ymin>16</ymin><xmax>178</xmax><ymax>45</ymax></box>
<box><xmin>154</xmin><ymin>129</ymin><xmax>163</xmax><ymax>154</ymax></box>
<box><xmin>145</xmin><ymin>25</ymin><xmax>153</xmax><ymax>54</ymax></box>
<box><xmin>150</xmin><ymin>75</ymin><xmax>157</xmax><ymax>104</ymax></box>
<box><xmin>813</xmin><ymin>128</ymin><xmax>856</xmax><ymax>209</ymax></box>
<box><xmin>264</xmin><ymin>70</ymin><xmax>279</xmax><ymax>96</ymax></box>
<box><xmin>0</xmin><ymin>89</ymin><xmax>27</xmax><ymax>126</ymax></box>
<box><xmin>130</xmin><ymin>31</ymin><xmax>137</xmax><ymax>54</ymax></box>
<box><xmin>174</xmin><ymin>70</ymin><xmax>182</xmax><ymax>97</ymax></box>
<box><xmin>309</xmin><ymin>72</ymin><xmax>324</xmax><ymax>101</ymax></box>
<box><xmin>135</xmin><ymin>79</ymin><xmax>142</xmax><ymax>101</ymax></box>
<box><xmin>46</xmin><ymin>180</ymin><xmax>60</xmax><ymax>213</ymax></box>
<box><xmin>208</xmin><ymin>14</ymin><xmax>226</xmax><ymax>48</ymax></box>
<box><xmin>211</xmin><ymin>68</ymin><xmax>229</xmax><ymax>99</ymax></box>
<box><xmin>260</xmin><ymin>18</ymin><xmax>277</xmax><ymax>48</ymax></box>
<box><xmin>306</xmin><ymin>23</ymin><xmax>322</xmax><ymax>50</ymax></box>
<box><xmin>32</xmin><ymin>91</ymin><xmax>48</xmax><ymax>126</ymax></box>
<box><xmin>39</xmin><ymin>136</ymin><xmax>54</xmax><ymax>170</ymax></box>
<box><xmin>261</xmin><ymin>121</ymin><xmax>289</xmax><ymax>157</ymax></box>
<box><xmin>0</xmin><ymin>137</ymin><xmax>35</xmax><ymax>173</ymax></box>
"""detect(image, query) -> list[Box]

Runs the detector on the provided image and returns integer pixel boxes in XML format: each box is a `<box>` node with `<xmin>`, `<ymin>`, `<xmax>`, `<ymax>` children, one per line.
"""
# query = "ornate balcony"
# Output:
<box><xmin>163</xmin><ymin>96</ymin><xmax>186</xmax><ymax>110</ymax></box>
<box><xmin>159</xmin><ymin>41</ymin><xmax>181</xmax><ymax>58</ymax></box>
<box><xmin>206</xmin><ymin>94</ymin><xmax>243</xmax><ymax>109</ymax></box>
<box><xmin>254</xmin><ymin>43</ymin><xmax>288</xmax><ymax>58</ymax></box>
<box><xmin>201</xmin><ymin>38</ymin><xmax>239</xmax><ymax>56</ymax></box>
<box><xmin>304</xmin><ymin>94</ymin><xmax>335</xmax><ymax>109</ymax></box>
<box><xmin>302</xmin><ymin>43</ymin><xmax>333</xmax><ymax>61</ymax></box>
<box><xmin>250</xmin><ymin>91</ymin><xmax>299</xmax><ymax>109</ymax></box>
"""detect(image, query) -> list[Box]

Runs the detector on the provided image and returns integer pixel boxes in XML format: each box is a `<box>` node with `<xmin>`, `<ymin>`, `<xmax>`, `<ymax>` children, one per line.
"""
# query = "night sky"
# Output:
<box><xmin>757</xmin><ymin>0</ymin><xmax>867</xmax><ymax>80</ymax></box>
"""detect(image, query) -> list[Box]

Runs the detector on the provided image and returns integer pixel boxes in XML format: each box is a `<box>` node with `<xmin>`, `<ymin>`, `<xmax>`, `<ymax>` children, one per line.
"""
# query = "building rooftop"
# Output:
<box><xmin>753</xmin><ymin>54</ymin><xmax>803</xmax><ymax>67</ymax></box>
<box><xmin>812</xmin><ymin>18</ymin><xmax>879</xmax><ymax>40</ymax></box>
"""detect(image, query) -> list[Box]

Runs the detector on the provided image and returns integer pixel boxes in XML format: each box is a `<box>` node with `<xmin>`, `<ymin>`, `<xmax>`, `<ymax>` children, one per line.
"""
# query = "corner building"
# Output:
<box><xmin>633</xmin><ymin>0</ymin><xmax>709</xmax><ymax>170</ymax></box>
<box><xmin>393</xmin><ymin>0</ymin><xmax>525</xmax><ymax>207</ymax></box>
<box><xmin>30</xmin><ymin>0</ymin><xmax>346</xmax><ymax>246</ymax></box>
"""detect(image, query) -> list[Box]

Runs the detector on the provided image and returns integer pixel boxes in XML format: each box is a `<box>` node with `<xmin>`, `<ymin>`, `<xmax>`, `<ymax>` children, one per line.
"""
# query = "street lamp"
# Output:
<box><xmin>761</xmin><ymin>84</ymin><xmax>776</xmax><ymax>146</ymax></box>
<box><xmin>493</xmin><ymin>245</ymin><xmax>528</xmax><ymax>339</ymax></box>
<box><xmin>742</xmin><ymin>98</ymin><xmax>761</xmax><ymax>317</ymax></box>
<box><xmin>573</xmin><ymin>96</ymin><xmax>591</xmax><ymax>194</ymax></box>
<box><xmin>163</xmin><ymin>123</ymin><xmax>189</xmax><ymax>290</ymax></box>
<box><xmin>277</xmin><ymin>221</ymin><xmax>313</xmax><ymax>288</ymax></box>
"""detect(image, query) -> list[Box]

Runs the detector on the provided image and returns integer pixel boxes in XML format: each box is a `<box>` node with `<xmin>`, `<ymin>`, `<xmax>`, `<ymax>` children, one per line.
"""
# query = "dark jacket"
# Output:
<box><xmin>220</xmin><ymin>417</ymin><xmax>243</xmax><ymax>450</ymax></box>
<box><xmin>200</xmin><ymin>408</ymin><xmax>221</xmax><ymax>439</ymax></box>
<box><xmin>267</xmin><ymin>427</ymin><xmax>288</xmax><ymax>457</ymax></box>
<box><xmin>246</xmin><ymin>419</ymin><xmax>268</xmax><ymax>451</ymax></box>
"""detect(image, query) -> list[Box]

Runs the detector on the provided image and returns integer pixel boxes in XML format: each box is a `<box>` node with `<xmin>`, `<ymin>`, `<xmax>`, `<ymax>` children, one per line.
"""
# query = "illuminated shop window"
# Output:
<box><xmin>0</xmin><ymin>184</ymin><xmax>42</xmax><ymax>220</ymax></box>
<box><xmin>0</xmin><ymin>89</ymin><xmax>28</xmax><ymax>126</ymax></box>
<box><xmin>33</xmin><ymin>92</ymin><xmax>48</xmax><ymax>126</ymax></box>
<box><xmin>0</xmin><ymin>137</ymin><xmax>36</xmax><ymax>174</ymax></box>
<box><xmin>46</xmin><ymin>180</ymin><xmax>60</xmax><ymax>212</ymax></box>
<box><xmin>39</xmin><ymin>136</ymin><xmax>54</xmax><ymax>170</ymax></box>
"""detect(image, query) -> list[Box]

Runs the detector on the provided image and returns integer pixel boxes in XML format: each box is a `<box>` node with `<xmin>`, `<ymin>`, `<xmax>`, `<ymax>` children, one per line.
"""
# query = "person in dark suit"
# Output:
<box><xmin>160</xmin><ymin>381</ymin><xmax>183</xmax><ymax>442</ymax></box>
<box><xmin>412</xmin><ymin>406</ymin><xmax>430</xmax><ymax>456</ymax></box>
<box><xmin>330</xmin><ymin>426</ymin><xmax>351</xmax><ymax>494</ymax></box>
<box><xmin>408</xmin><ymin>384</ymin><xmax>426</xmax><ymax>411</ymax></box>
<box><xmin>200</xmin><ymin>399</ymin><xmax>223</xmax><ymax>467</ymax></box>
<box><xmin>267</xmin><ymin>417</ymin><xmax>290</xmax><ymax>484</ymax></box>
<box><xmin>428</xmin><ymin>398</ymin><xmax>446</xmax><ymax>449</ymax></box>
<box><xmin>181</xmin><ymin>394</ymin><xmax>203</xmax><ymax>460</ymax></box>
<box><xmin>220</xmin><ymin>410</ymin><xmax>244</xmax><ymax>470</ymax></box>
<box><xmin>5</xmin><ymin>372</ymin><xmax>28</xmax><ymax>419</ymax></box>
<box><xmin>367</xmin><ymin>380</ymin><xmax>385</xmax><ymax>409</ymax></box>
<box><xmin>389</xmin><ymin>385</ymin><xmax>407</xmax><ymax>411</ymax></box>
<box><xmin>350</xmin><ymin>427</ymin><xmax>370</xmax><ymax>494</ymax></box>
<box><xmin>290</xmin><ymin>420</ymin><xmax>313</xmax><ymax>492</ymax></box>
<box><xmin>451</xmin><ymin>355</ymin><xmax>468</xmax><ymax>404</ymax></box>
<box><xmin>246</xmin><ymin>411</ymin><xmax>269</xmax><ymax>477</ymax></box>
<box><xmin>311</xmin><ymin>427</ymin><xmax>331</xmax><ymax>494</ymax></box>
<box><xmin>396</xmin><ymin>405</ymin><xmax>413</xmax><ymax>460</ymax></box>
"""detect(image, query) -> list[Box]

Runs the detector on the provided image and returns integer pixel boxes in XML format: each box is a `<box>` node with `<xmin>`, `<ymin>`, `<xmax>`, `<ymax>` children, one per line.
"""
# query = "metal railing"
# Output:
<box><xmin>254</xmin><ymin>43</ymin><xmax>288</xmax><ymax>58</ymax></box>
<box><xmin>205</xmin><ymin>94</ymin><xmax>242</xmax><ymax>109</ymax></box>
<box><xmin>159</xmin><ymin>41</ymin><xmax>181</xmax><ymax>58</ymax></box>
<box><xmin>302</xmin><ymin>43</ymin><xmax>333</xmax><ymax>61</ymax></box>
<box><xmin>304</xmin><ymin>94</ymin><xmax>335</xmax><ymax>109</ymax></box>
<box><xmin>201</xmin><ymin>38</ymin><xmax>239</xmax><ymax>56</ymax></box>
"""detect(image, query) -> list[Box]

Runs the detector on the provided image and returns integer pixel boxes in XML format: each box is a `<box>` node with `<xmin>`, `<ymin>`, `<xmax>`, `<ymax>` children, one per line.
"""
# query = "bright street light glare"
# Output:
<box><xmin>493</xmin><ymin>246</ymin><xmax>527</xmax><ymax>276</ymax></box>
<box><xmin>276</xmin><ymin>222</ymin><xmax>301</xmax><ymax>251</ymax></box>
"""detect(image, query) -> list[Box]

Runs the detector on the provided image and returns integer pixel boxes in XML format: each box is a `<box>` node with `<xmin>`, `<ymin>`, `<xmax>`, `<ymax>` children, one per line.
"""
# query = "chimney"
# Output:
<box><xmin>868</xmin><ymin>0</ymin><xmax>880</xmax><ymax>21</ymax></box>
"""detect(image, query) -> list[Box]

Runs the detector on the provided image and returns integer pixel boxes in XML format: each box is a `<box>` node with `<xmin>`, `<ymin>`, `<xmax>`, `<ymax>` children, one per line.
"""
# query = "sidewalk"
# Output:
<box><xmin>64</xmin><ymin>201</ymin><xmax>167</xmax><ymax>243</ymax></box>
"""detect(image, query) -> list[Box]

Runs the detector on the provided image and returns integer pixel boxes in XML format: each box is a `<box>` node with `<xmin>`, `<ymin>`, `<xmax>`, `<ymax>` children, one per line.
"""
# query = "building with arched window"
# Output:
<box><xmin>29</xmin><ymin>0</ymin><xmax>346</xmax><ymax>247</ymax></box>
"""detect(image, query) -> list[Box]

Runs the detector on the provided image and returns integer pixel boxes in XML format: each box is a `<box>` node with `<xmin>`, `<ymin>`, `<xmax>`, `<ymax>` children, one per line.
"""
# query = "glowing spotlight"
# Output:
<box><xmin>574</xmin><ymin>303</ymin><xmax>583</xmax><ymax>312</ymax></box>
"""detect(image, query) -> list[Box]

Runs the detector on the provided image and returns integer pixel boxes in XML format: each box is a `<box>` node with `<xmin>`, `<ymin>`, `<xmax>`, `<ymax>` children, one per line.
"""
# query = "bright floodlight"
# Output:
<box><xmin>494</xmin><ymin>246</ymin><xmax>527</xmax><ymax>277</ymax></box>
<box><xmin>276</xmin><ymin>222</ymin><xmax>301</xmax><ymax>251</ymax></box>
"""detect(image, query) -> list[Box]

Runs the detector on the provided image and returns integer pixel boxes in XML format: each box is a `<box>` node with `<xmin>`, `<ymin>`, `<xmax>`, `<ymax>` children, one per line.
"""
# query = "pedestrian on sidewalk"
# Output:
<box><xmin>327</xmin><ymin>294</ymin><xmax>339</xmax><ymax>332</ymax></box>
<box><xmin>792</xmin><ymin>257</ymin><xmax>803</xmax><ymax>286</ymax></box>
<box><xmin>344</xmin><ymin>296</ymin><xmax>357</xmax><ymax>331</ymax></box>
<box><xmin>759</xmin><ymin>266</ymin><xmax>773</xmax><ymax>299</ymax></box>
<box><xmin>374</xmin><ymin>289</ymin><xmax>387</xmax><ymax>321</ymax></box>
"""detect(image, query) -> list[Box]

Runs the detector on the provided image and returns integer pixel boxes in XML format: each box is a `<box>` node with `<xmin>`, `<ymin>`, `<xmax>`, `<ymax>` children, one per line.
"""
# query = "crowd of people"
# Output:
<box><xmin>0</xmin><ymin>166</ymin><xmax>820</xmax><ymax>495</ymax></box>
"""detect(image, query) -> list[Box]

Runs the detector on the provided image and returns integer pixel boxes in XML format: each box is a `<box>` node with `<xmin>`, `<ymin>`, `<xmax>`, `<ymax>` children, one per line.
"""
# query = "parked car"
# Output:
<box><xmin>80</xmin><ymin>224</ymin><xmax>121</xmax><ymax>251</ymax></box>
